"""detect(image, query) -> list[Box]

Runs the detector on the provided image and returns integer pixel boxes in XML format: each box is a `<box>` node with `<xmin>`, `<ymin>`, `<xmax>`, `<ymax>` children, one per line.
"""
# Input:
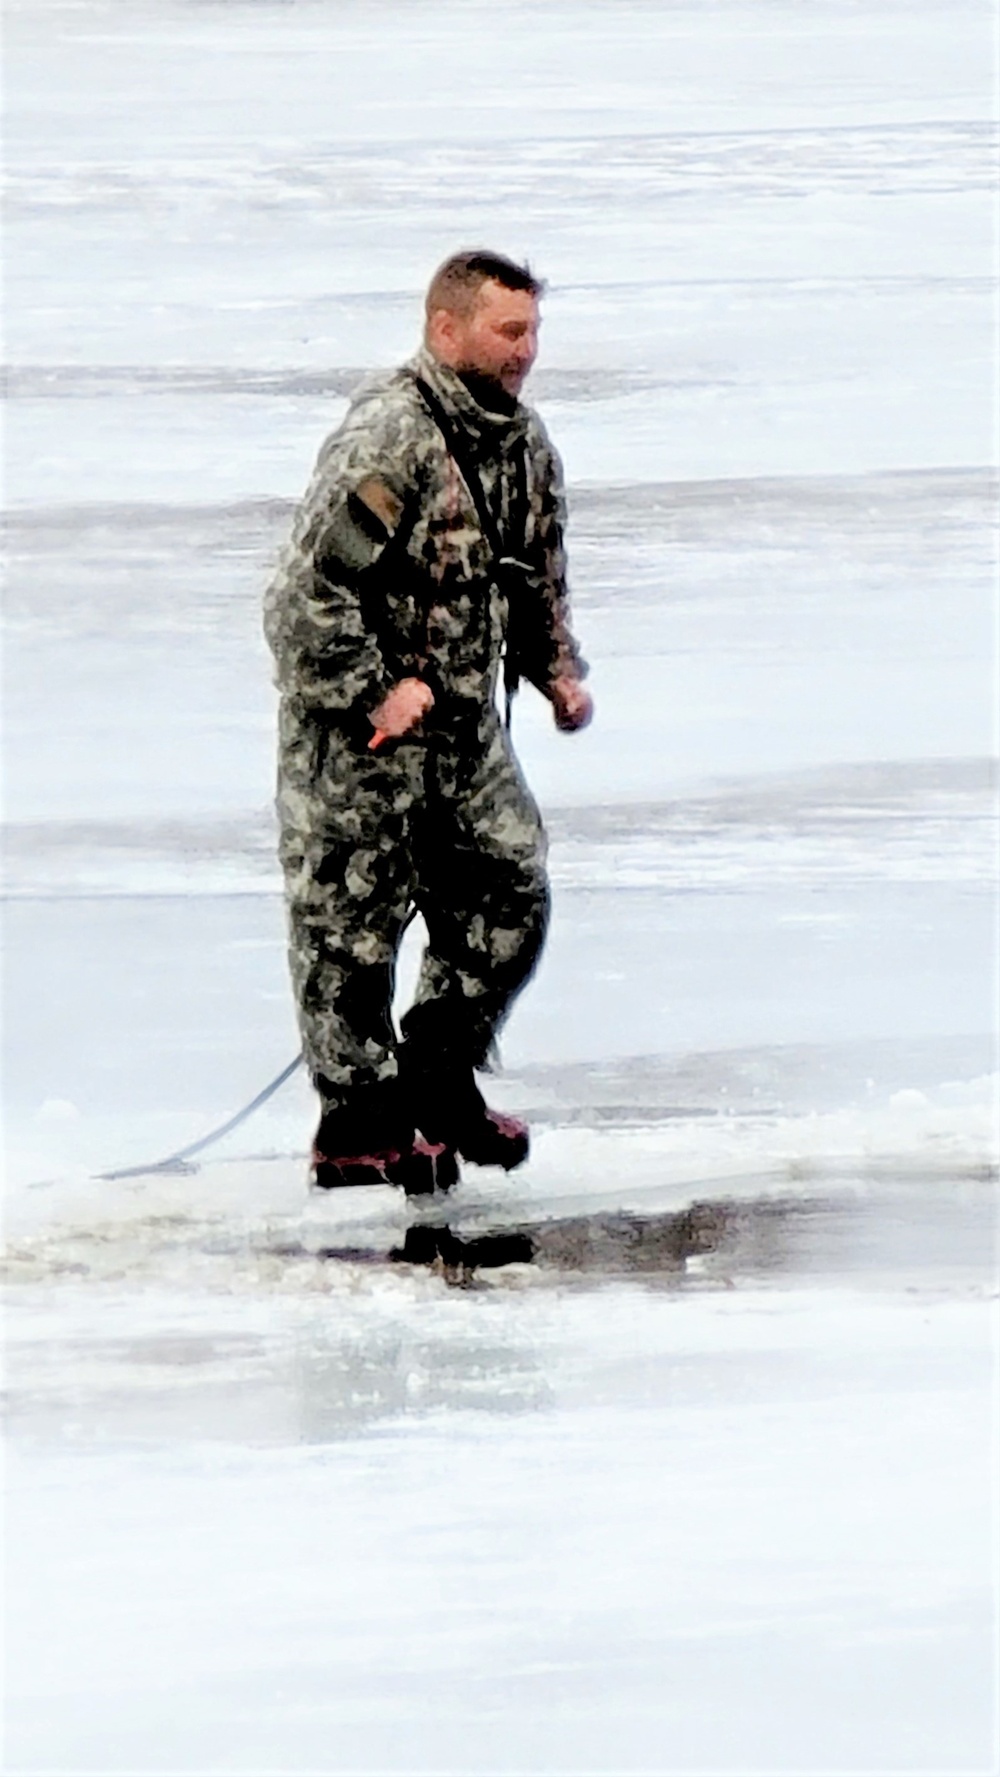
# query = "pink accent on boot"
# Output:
<box><xmin>455</xmin><ymin>1109</ymin><xmax>530</xmax><ymax>1170</ymax></box>
<box><xmin>311</xmin><ymin>1138</ymin><xmax>458</xmax><ymax>1194</ymax></box>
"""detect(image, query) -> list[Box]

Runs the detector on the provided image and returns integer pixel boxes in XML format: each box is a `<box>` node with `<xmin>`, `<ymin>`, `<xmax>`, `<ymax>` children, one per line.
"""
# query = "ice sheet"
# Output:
<box><xmin>2</xmin><ymin>2</ymin><xmax>998</xmax><ymax>1771</ymax></box>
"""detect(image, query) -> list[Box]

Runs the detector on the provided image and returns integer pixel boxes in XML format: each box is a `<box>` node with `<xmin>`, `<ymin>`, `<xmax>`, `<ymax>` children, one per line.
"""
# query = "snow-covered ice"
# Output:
<box><xmin>2</xmin><ymin>1</ymin><xmax>998</xmax><ymax>1771</ymax></box>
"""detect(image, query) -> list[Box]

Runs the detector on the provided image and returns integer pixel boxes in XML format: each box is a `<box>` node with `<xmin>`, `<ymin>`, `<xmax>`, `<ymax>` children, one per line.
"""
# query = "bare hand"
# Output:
<box><xmin>549</xmin><ymin>676</ymin><xmax>593</xmax><ymax>733</ymax></box>
<box><xmin>368</xmin><ymin>677</ymin><xmax>434</xmax><ymax>744</ymax></box>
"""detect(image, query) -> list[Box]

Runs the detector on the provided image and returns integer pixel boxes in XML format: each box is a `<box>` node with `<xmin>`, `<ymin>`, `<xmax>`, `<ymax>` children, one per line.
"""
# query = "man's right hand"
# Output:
<box><xmin>368</xmin><ymin>677</ymin><xmax>435</xmax><ymax>744</ymax></box>
<box><xmin>549</xmin><ymin>675</ymin><xmax>593</xmax><ymax>733</ymax></box>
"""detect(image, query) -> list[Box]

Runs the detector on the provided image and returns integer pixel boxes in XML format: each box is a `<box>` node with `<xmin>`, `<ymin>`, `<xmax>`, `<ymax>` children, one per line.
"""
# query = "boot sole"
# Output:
<box><xmin>311</xmin><ymin>1141</ymin><xmax>459</xmax><ymax>1195</ymax></box>
<box><xmin>455</xmin><ymin>1132</ymin><xmax>530</xmax><ymax>1171</ymax></box>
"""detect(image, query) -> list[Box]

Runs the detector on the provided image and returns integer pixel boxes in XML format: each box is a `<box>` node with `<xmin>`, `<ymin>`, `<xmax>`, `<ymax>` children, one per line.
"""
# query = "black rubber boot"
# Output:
<box><xmin>398</xmin><ymin>1018</ymin><xmax>530</xmax><ymax>1172</ymax></box>
<box><xmin>310</xmin><ymin>1079</ymin><xmax>459</xmax><ymax>1194</ymax></box>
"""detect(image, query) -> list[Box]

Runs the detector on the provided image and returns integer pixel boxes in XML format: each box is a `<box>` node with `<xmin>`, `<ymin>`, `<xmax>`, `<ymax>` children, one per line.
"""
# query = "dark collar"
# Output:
<box><xmin>408</xmin><ymin>347</ymin><xmax>530</xmax><ymax>449</ymax></box>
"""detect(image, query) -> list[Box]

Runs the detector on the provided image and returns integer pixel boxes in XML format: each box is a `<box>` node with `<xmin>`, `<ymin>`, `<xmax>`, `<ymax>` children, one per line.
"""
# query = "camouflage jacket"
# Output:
<box><xmin>263</xmin><ymin>347</ymin><xmax>584</xmax><ymax>726</ymax></box>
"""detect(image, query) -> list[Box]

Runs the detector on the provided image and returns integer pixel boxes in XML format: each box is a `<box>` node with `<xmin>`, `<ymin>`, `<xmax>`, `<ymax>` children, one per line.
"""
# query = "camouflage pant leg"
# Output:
<box><xmin>276</xmin><ymin>705</ymin><xmax>423</xmax><ymax>1103</ymax></box>
<box><xmin>277</xmin><ymin>704</ymin><xmax>548</xmax><ymax>1100</ymax></box>
<box><xmin>405</xmin><ymin>716</ymin><xmax>550</xmax><ymax>1066</ymax></box>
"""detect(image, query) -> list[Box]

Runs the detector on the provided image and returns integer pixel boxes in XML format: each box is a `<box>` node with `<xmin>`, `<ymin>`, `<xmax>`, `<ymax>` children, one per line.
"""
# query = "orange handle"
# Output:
<box><xmin>368</xmin><ymin>728</ymin><xmax>389</xmax><ymax>751</ymax></box>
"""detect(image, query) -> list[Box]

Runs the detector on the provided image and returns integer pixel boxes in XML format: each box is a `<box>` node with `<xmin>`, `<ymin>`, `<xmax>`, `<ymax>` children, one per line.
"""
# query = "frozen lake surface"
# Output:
<box><xmin>2</xmin><ymin>0</ymin><xmax>998</xmax><ymax>1771</ymax></box>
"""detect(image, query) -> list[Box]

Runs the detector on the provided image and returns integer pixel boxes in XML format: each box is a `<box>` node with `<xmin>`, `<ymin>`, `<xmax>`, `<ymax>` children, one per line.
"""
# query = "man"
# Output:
<box><xmin>264</xmin><ymin>249</ymin><xmax>592</xmax><ymax>1192</ymax></box>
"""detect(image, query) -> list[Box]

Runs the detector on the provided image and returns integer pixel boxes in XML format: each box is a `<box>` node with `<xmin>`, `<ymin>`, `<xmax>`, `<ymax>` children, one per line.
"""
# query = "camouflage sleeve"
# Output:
<box><xmin>264</xmin><ymin>381</ymin><xmax>419</xmax><ymax>714</ymax></box>
<box><xmin>515</xmin><ymin>417</ymin><xmax>587</xmax><ymax>694</ymax></box>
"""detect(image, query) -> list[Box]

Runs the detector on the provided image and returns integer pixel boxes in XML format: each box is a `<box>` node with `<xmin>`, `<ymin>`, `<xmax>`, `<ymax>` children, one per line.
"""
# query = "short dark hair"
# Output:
<box><xmin>425</xmin><ymin>250</ymin><xmax>545</xmax><ymax>319</ymax></box>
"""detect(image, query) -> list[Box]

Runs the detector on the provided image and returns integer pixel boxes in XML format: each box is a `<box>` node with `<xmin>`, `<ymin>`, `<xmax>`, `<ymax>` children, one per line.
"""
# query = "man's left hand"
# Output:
<box><xmin>549</xmin><ymin>676</ymin><xmax>593</xmax><ymax>733</ymax></box>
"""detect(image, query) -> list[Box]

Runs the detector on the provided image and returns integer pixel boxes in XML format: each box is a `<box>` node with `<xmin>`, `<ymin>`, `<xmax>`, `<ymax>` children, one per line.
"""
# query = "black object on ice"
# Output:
<box><xmin>389</xmin><ymin>1223</ymin><xmax>537</xmax><ymax>1270</ymax></box>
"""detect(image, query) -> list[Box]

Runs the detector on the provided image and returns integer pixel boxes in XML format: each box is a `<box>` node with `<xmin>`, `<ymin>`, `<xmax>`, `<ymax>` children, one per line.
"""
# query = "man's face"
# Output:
<box><xmin>441</xmin><ymin>281</ymin><xmax>540</xmax><ymax>398</ymax></box>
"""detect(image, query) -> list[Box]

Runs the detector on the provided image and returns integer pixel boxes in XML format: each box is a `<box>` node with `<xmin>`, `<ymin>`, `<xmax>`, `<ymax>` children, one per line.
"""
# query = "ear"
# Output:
<box><xmin>426</xmin><ymin>305</ymin><xmax>461</xmax><ymax>363</ymax></box>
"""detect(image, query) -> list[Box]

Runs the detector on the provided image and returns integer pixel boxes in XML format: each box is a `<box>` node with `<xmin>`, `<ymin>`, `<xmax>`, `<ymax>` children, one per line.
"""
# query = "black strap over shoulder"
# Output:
<box><xmin>410</xmin><ymin>374</ymin><xmax>507</xmax><ymax>558</ymax></box>
<box><xmin>410</xmin><ymin>373</ymin><xmax>529</xmax><ymax>721</ymax></box>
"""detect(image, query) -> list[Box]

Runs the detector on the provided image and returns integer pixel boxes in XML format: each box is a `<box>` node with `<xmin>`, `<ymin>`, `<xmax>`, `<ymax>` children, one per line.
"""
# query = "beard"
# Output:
<box><xmin>455</xmin><ymin>367</ymin><xmax>520</xmax><ymax>415</ymax></box>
